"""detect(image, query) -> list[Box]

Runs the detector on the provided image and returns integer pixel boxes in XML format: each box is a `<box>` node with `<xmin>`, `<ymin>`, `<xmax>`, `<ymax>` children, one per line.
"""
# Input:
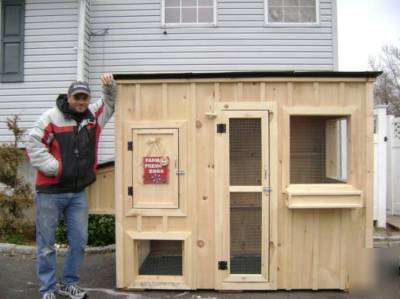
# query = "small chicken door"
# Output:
<box><xmin>125</xmin><ymin>121</ymin><xmax>187</xmax><ymax>211</ymax></box>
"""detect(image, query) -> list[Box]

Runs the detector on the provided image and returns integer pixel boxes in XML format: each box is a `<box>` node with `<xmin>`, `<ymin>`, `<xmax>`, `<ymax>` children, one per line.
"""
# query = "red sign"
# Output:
<box><xmin>143</xmin><ymin>156</ymin><xmax>169</xmax><ymax>184</ymax></box>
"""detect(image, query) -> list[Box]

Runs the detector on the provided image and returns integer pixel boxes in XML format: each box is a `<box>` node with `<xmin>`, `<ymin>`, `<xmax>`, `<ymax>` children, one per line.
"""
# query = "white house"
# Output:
<box><xmin>0</xmin><ymin>0</ymin><xmax>338</xmax><ymax>162</ymax></box>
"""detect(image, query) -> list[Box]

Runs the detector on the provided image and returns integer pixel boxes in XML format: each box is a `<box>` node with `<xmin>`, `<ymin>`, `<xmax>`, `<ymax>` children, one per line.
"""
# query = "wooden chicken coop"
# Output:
<box><xmin>104</xmin><ymin>71</ymin><xmax>380</xmax><ymax>291</ymax></box>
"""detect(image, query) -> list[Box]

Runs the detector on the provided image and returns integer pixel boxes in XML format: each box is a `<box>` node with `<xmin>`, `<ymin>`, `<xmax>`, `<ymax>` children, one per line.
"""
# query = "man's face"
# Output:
<box><xmin>67</xmin><ymin>93</ymin><xmax>91</xmax><ymax>113</ymax></box>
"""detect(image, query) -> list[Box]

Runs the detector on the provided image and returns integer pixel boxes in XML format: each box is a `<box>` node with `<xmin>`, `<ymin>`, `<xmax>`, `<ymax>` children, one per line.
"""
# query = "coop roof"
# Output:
<box><xmin>114</xmin><ymin>71</ymin><xmax>382</xmax><ymax>81</ymax></box>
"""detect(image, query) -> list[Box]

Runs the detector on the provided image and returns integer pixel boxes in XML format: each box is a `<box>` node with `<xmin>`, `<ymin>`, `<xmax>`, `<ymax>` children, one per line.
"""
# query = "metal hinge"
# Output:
<box><xmin>218</xmin><ymin>261</ymin><xmax>228</xmax><ymax>270</ymax></box>
<box><xmin>127</xmin><ymin>141</ymin><xmax>133</xmax><ymax>151</ymax></box>
<box><xmin>128</xmin><ymin>186</ymin><xmax>133</xmax><ymax>196</ymax></box>
<box><xmin>217</xmin><ymin>123</ymin><xmax>226</xmax><ymax>133</ymax></box>
<box><xmin>176</xmin><ymin>170</ymin><xmax>186</xmax><ymax>176</ymax></box>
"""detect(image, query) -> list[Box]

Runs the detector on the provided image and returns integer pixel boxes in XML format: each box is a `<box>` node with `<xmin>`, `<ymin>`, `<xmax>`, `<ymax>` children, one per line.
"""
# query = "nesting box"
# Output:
<box><xmin>112</xmin><ymin>71</ymin><xmax>380</xmax><ymax>291</ymax></box>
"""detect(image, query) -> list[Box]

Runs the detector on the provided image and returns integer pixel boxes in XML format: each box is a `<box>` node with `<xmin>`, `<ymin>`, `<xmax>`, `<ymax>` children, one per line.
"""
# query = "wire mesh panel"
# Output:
<box><xmin>290</xmin><ymin>116</ymin><xmax>327</xmax><ymax>183</ymax></box>
<box><xmin>229</xmin><ymin>118</ymin><xmax>262</xmax><ymax>186</ymax></box>
<box><xmin>290</xmin><ymin>116</ymin><xmax>348</xmax><ymax>184</ymax></box>
<box><xmin>230</xmin><ymin>192</ymin><xmax>262</xmax><ymax>274</ymax></box>
<box><xmin>138</xmin><ymin>240</ymin><xmax>182</xmax><ymax>276</ymax></box>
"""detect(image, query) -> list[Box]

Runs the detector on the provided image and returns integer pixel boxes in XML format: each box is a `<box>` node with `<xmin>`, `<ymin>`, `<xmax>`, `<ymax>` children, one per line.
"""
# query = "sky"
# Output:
<box><xmin>337</xmin><ymin>0</ymin><xmax>400</xmax><ymax>71</ymax></box>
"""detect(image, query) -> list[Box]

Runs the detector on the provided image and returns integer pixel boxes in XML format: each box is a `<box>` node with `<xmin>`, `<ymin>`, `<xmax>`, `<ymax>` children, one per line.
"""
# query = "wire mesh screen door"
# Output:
<box><xmin>215</xmin><ymin>108</ymin><xmax>270</xmax><ymax>288</ymax></box>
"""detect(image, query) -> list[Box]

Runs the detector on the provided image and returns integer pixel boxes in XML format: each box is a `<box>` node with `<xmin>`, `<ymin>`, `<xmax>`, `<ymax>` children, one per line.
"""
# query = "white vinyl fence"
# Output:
<box><xmin>374</xmin><ymin>106</ymin><xmax>388</xmax><ymax>227</ymax></box>
<box><xmin>387</xmin><ymin>114</ymin><xmax>400</xmax><ymax>216</ymax></box>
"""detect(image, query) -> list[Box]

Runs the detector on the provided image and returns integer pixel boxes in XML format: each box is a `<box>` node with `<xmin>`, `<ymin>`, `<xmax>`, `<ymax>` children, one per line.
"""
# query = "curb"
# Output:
<box><xmin>0</xmin><ymin>243</ymin><xmax>115</xmax><ymax>257</ymax></box>
<box><xmin>373</xmin><ymin>235</ymin><xmax>400</xmax><ymax>241</ymax></box>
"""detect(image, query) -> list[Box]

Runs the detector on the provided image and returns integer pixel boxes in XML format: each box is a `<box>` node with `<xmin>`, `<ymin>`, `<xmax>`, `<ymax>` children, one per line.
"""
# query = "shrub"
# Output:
<box><xmin>0</xmin><ymin>116</ymin><xmax>34</xmax><ymax>236</ymax></box>
<box><xmin>56</xmin><ymin>214</ymin><xmax>115</xmax><ymax>246</ymax></box>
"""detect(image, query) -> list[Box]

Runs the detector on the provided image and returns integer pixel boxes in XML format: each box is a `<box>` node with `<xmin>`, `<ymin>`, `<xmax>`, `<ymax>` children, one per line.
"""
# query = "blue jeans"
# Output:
<box><xmin>35</xmin><ymin>191</ymin><xmax>88</xmax><ymax>294</ymax></box>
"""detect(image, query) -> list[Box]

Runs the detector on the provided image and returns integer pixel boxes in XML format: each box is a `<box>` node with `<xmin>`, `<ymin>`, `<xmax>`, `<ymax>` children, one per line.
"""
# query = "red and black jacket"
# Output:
<box><xmin>26</xmin><ymin>84</ymin><xmax>116</xmax><ymax>194</ymax></box>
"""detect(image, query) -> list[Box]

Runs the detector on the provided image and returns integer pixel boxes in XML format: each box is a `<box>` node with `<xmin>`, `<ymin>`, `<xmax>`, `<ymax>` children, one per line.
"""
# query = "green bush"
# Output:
<box><xmin>56</xmin><ymin>214</ymin><xmax>115</xmax><ymax>246</ymax></box>
<box><xmin>0</xmin><ymin>115</ymin><xmax>34</xmax><ymax>236</ymax></box>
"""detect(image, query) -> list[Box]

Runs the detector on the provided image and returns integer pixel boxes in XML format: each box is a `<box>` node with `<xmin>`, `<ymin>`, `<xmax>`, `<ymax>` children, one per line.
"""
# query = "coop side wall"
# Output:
<box><xmin>114</xmin><ymin>78</ymin><xmax>374</xmax><ymax>290</ymax></box>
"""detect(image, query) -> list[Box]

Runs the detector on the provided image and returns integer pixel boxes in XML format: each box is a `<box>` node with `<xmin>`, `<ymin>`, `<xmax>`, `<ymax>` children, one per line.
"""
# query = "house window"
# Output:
<box><xmin>290</xmin><ymin>116</ymin><xmax>348</xmax><ymax>184</ymax></box>
<box><xmin>164</xmin><ymin>0</ymin><xmax>215</xmax><ymax>25</ymax></box>
<box><xmin>1</xmin><ymin>0</ymin><xmax>25</xmax><ymax>82</ymax></box>
<box><xmin>266</xmin><ymin>0</ymin><xmax>318</xmax><ymax>24</ymax></box>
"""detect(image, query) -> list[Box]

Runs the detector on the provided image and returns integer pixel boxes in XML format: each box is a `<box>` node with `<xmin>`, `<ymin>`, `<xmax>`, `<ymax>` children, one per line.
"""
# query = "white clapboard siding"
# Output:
<box><xmin>88</xmin><ymin>0</ymin><xmax>336</xmax><ymax>79</ymax></box>
<box><xmin>0</xmin><ymin>0</ymin><xmax>78</xmax><ymax>150</ymax></box>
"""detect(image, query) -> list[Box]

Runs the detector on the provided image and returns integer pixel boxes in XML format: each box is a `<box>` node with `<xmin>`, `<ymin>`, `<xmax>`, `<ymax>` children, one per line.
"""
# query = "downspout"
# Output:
<box><xmin>77</xmin><ymin>0</ymin><xmax>87</xmax><ymax>81</ymax></box>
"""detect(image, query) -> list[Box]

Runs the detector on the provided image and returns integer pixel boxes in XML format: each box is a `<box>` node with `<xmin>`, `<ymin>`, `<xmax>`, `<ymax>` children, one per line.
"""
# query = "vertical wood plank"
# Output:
<box><xmin>339</xmin><ymin>82</ymin><xmax>345</xmax><ymax>106</ymax></box>
<box><xmin>340</xmin><ymin>210</ymin><xmax>348</xmax><ymax>289</ymax></box>
<box><xmin>115</xmin><ymin>83</ymin><xmax>125</xmax><ymax>287</ymax></box>
<box><xmin>162</xmin><ymin>216</ymin><xmax>168</xmax><ymax>233</ymax></box>
<box><xmin>137</xmin><ymin>216</ymin><xmax>142</xmax><ymax>232</ymax></box>
<box><xmin>287</xmin><ymin>82</ymin><xmax>293</xmax><ymax>106</ymax></box>
<box><xmin>141</xmin><ymin>84</ymin><xmax>163</xmax><ymax>120</ymax></box>
<box><xmin>313</xmin><ymin>82</ymin><xmax>320</xmax><ymax>106</ymax></box>
<box><xmin>135</xmin><ymin>84</ymin><xmax>141</xmax><ymax>120</ymax></box>
<box><xmin>162</xmin><ymin>83</ymin><xmax>168</xmax><ymax>118</ymax></box>
<box><xmin>285</xmin><ymin>209</ymin><xmax>292</xmax><ymax>290</ymax></box>
<box><xmin>312</xmin><ymin>210</ymin><xmax>320</xmax><ymax>290</ymax></box>
<box><xmin>365</xmin><ymin>82</ymin><xmax>374</xmax><ymax>249</ymax></box>
<box><xmin>237</xmin><ymin>82</ymin><xmax>243</xmax><ymax>101</ymax></box>
<box><xmin>260</xmin><ymin>82</ymin><xmax>266</xmax><ymax>102</ymax></box>
<box><xmin>196</xmin><ymin>83</ymin><xmax>216</xmax><ymax>288</ymax></box>
<box><xmin>319</xmin><ymin>83</ymin><xmax>340</xmax><ymax>107</ymax></box>
<box><xmin>188</xmin><ymin>82</ymin><xmax>197</xmax><ymax>288</ymax></box>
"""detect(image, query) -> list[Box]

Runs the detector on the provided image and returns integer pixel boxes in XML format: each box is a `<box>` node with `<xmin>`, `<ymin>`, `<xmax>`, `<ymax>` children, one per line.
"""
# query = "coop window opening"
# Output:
<box><xmin>137</xmin><ymin>240</ymin><xmax>183</xmax><ymax>276</ymax></box>
<box><xmin>290</xmin><ymin>115</ymin><xmax>349</xmax><ymax>184</ymax></box>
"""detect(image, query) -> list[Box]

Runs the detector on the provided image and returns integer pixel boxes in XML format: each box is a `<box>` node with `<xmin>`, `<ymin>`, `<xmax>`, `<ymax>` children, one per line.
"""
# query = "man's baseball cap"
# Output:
<box><xmin>68</xmin><ymin>81</ymin><xmax>91</xmax><ymax>96</ymax></box>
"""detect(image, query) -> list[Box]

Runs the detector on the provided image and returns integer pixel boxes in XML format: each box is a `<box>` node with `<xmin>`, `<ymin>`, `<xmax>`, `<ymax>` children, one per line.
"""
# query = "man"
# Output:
<box><xmin>26</xmin><ymin>73</ymin><xmax>116</xmax><ymax>299</ymax></box>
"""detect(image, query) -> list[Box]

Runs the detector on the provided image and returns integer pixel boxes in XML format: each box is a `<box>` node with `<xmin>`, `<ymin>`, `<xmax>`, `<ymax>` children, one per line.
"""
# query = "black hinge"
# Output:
<box><xmin>217</xmin><ymin>123</ymin><xmax>226</xmax><ymax>133</ymax></box>
<box><xmin>218</xmin><ymin>261</ymin><xmax>228</xmax><ymax>270</ymax></box>
<box><xmin>127</xmin><ymin>141</ymin><xmax>133</xmax><ymax>151</ymax></box>
<box><xmin>128</xmin><ymin>186</ymin><xmax>133</xmax><ymax>196</ymax></box>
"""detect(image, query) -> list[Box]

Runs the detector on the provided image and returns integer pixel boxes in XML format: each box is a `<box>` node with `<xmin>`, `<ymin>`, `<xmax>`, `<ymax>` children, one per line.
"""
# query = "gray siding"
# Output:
<box><xmin>88</xmin><ymin>0</ymin><xmax>337</xmax><ymax>161</ymax></box>
<box><xmin>0</xmin><ymin>0</ymin><xmax>338</xmax><ymax>163</ymax></box>
<box><xmin>0</xmin><ymin>0</ymin><xmax>78</xmax><ymax>146</ymax></box>
<box><xmin>89</xmin><ymin>0</ymin><xmax>335</xmax><ymax>77</ymax></box>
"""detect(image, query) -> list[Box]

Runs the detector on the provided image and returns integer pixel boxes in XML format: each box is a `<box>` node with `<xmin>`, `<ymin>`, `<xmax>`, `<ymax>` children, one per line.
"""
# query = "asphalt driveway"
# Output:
<box><xmin>0</xmin><ymin>251</ymin><xmax>398</xmax><ymax>299</ymax></box>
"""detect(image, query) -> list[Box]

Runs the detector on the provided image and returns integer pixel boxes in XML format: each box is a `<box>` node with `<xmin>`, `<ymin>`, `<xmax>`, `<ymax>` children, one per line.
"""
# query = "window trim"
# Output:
<box><xmin>283</xmin><ymin>105</ymin><xmax>363</xmax><ymax>209</ymax></box>
<box><xmin>161</xmin><ymin>0</ymin><xmax>217</xmax><ymax>28</ymax></box>
<box><xmin>282</xmin><ymin>105</ymin><xmax>357</xmax><ymax>191</ymax></box>
<box><xmin>264</xmin><ymin>0</ymin><xmax>320</xmax><ymax>26</ymax></box>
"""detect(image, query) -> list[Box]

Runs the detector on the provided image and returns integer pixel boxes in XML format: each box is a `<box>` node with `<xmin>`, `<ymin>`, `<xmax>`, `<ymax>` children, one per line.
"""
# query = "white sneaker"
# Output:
<box><xmin>42</xmin><ymin>292</ymin><xmax>56</xmax><ymax>299</ymax></box>
<box><xmin>58</xmin><ymin>284</ymin><xmax>87</xmax><ymax>299</ymax></box>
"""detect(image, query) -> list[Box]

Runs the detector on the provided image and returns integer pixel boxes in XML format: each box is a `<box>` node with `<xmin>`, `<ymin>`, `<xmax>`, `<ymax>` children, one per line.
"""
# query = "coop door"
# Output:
<box><xmin>125</xmin><ymin>122</ymin><xmax>187</xmax><ymax>210</ymax></box>
<box><xmin>215</xmin><ymin>106</ymin><xmax>271</xmax><ymax>289</ymax></box>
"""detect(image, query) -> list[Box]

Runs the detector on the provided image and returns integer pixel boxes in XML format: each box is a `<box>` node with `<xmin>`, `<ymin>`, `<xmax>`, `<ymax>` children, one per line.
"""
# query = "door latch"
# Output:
<box><xmin>176</xmin><ymin>170</ymin><xmax>186</xmax><ymax>176</ymax></box>
<box><xmin>263</xmin><ymin>187</ymin><xmax>272</xmax><ymax>193</ymax></box>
